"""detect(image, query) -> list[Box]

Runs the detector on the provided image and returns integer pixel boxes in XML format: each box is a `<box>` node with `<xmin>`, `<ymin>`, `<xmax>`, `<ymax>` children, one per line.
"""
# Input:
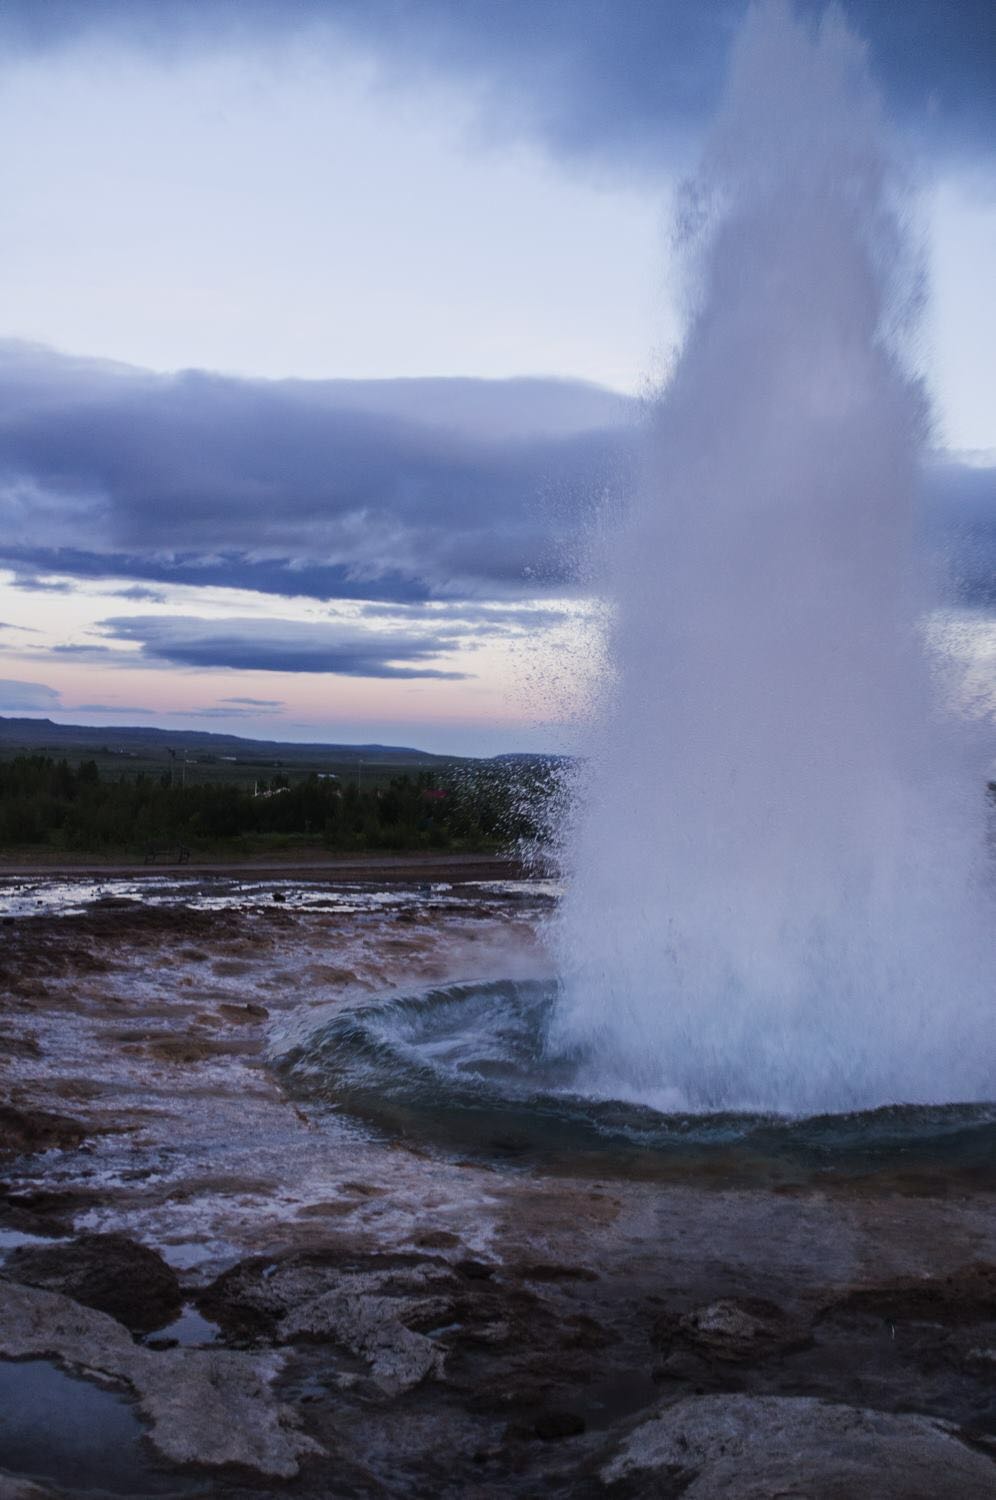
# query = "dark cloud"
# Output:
<box><xmin>98</xmin><ymin>615</ymin><xmax>470</xmax><ymax>679</ymax></box>
<box><xmin>357</xmin><ymin>602</ymin><xmax>567</xmax><ymax>632</ymax></box>
<box><xmin>0</xmin><ymin>2</ymin><xmax>990</xmax><ymax>164</ymax></box>
<box><xmin>0</xmin><ymin>345</ymin><xmax>990</xmax><ymax>619</ymax></box>
<box><xmin>113</xmin><ymin>585</ymin><xmax>168</xmax><ymax>603</ymax></box>
<box><xmin>50</xmin><ymin>644</ymin><xmax>117</xmax><ymax>656</ymax></box>
<box><xmin>73</xmin><ymin>702</ymin><xmax>155</xmax><ymax>715</ymax></box>
<box><xmin>9</xmin><ymin>573</ymin><xmax>73</xmax><ymax>593</ymax></box>
<box><xmin>0</xmin><ymin>678</ymin><xmax>62</xmax><ymax>710</ymax></box>
<box><xmin>6</xmin><ymin>549</ymin><xmax>436</xmax><ymax>606</ymax></box>
<box><xmin>70</xmin><ymin>699</ymin><xmax>281</xmax><ymax>718</ymax></box>
<box><xmin>49</xmin><ymin>642</ymin><xmax>151</xmax><ymax>667</ymax></box>
<box><xmin>179</xmin><ymin>705</ymin><xmax>286</xmax><ymax>719</ymax></box>
<box><xmin>322</xmin><ymin>1</ymin><xmax>996</xmax><ymax>165</ymax></box>
<box><xmin>0</xmin><ymin>343</ymin><xmax>632</xmax><ymax>605</ymax></box>
<box><xmin>220</xmin><ymin>695</ymin><xmax>285</xmax><ymax>708</ymax></box>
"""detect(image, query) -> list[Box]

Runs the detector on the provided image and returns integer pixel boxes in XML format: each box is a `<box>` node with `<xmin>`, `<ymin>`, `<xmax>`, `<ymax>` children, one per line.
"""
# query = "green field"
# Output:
<box><xmin>0</xmin><ymin>717</ymin><xmax>562</xmax><ymax>859</ymax></box>
<box><xmin>0</xmin><ymin>715</ymin><xmax>473</xmax><ymax>792</ymax></box>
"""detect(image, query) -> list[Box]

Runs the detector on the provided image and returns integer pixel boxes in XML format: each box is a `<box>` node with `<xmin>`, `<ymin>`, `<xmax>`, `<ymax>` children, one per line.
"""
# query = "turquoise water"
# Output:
<box><xmin>276</xmin><ymin>979</ymin><xmax>996</xmax><ymax>1185</ymax></box>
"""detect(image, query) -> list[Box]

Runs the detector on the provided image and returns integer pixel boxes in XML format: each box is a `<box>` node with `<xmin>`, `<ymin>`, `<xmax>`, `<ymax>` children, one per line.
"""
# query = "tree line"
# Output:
<box><xmin>0</xmin><ymin>755</ymin><xmax>557</xmax><ymax>854</ymax></box>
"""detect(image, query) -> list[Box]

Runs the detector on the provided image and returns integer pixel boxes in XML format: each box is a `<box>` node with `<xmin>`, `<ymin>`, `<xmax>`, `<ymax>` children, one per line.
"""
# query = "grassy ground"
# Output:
<box><xmin>0</xmin><ymin>731</ymin><xmax>468</xmax><ymax>793</ymax></box>
<box><xmin>0</xmin><ymin>834</ymin><xmax>507</xmax><ymax>868</ymax></box>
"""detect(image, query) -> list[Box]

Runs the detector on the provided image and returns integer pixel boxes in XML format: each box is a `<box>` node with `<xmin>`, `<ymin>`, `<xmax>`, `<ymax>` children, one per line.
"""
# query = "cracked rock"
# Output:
<box><xmin>279</xmin><ymin>1287</ymin><xmax>444</xmax><ymax>1395</ymax></box>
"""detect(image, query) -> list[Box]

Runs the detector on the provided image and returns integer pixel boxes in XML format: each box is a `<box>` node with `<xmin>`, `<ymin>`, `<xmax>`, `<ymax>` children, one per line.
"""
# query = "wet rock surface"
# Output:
<box><xmin>823</xmin><ymin>1259</ymin><xmax>996</xmax><ymax>1323</ymax></box>
<box><xmin>0</xmin><ymin>1106</ymin><xmax>87</xmax><ymax>1158</ymax></box>
<box><xmin>653</xmin><ymin>1294</ymin><xmax>812</xmax><ymax>1362</ymax></box>
<box><xmin>0</xmin><ymin>1279</ymin><xmax>321</xmax><ymax>1479</ymax></box>
<box><xmin>601</xmin><ymin>1393</ymin><xmax>996</xmax><ymax>1498</ymax></box>
<box><xmin>0</xmin><ymin>1476</ymin><xmax>60</xmax><ymax>1500</ymax></box>
<box><xmin>0</xmin><ymin>879</ymin><xmax>992</xmax><ymax>1496</ymax></box>
<box><xmin>199</xmin><ymin>1249</ymin><xmax>452</xmax><ymax>1394</ymax></box>
<box><xmin>4</xmin><ymin>1233</ymin><xmax>182</xmax><ymax>1333</ymax></box>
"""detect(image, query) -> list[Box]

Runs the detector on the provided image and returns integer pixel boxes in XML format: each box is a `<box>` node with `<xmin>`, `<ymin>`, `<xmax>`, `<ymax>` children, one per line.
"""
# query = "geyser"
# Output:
<box><xmin>549</xmin><ymin>2</ymin><xmax>995</xmax><ymax>1115</ymax></box>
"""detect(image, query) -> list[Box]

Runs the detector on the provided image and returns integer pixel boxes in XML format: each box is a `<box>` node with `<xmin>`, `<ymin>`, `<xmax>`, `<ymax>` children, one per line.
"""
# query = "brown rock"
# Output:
<box><xmin>3</xmin><ymin>1232</ymin><xmax>182</xmax><ymax>1333</ymax></box>
<box><xmin>654</xmin><ymin>1296</ymin><xmax>811</xmax><ymax>1362</ymax></box>
<box><xmin>534</xmin><ymin>1411</ymin><xmax>586</xmax><ymax>1441</ymax></box>
<box><xmin>0</xmin><ymin>1105</ymin><xmax>86</xmax><ymax>1156</ymax></box>
<box><xmin>826</xmin><ymin>1263</ymin><xmax>996</xmax><ymax>1325</ymax></box>
<box><xmin>513</xmin><ymin>1262</ymin><xmax>599</xmax><ymax>1283</ymax></box>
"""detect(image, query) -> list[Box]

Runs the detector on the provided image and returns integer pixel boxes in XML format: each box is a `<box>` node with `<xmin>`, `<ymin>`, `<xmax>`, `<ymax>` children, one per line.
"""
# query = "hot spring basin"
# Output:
<box><xmin>274</xmin><ymin>978</ymin><xmax>996</xmax><ymax>1187</ymax></box>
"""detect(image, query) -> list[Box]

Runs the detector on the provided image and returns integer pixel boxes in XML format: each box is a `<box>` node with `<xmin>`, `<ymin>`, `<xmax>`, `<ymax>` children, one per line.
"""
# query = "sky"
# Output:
<box><xmin>0</xmin><ymin>0</ymin><xmax>993</xmax><ymax>756</ymax></box>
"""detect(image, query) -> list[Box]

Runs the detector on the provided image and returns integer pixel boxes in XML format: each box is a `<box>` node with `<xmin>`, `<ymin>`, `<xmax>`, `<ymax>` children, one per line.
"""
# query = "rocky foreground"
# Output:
<box><xmin>0</xmin><ymin>880</ymin><xmax>994</xmax><ymax>1498</ymax></box>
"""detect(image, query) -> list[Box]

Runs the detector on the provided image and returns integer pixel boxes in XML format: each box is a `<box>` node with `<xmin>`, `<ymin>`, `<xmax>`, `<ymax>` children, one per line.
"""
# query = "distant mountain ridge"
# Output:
<box><xmin>0</xmin><ymin>716</ymin><xmax>453</xmax><ymax>763</ymax></box>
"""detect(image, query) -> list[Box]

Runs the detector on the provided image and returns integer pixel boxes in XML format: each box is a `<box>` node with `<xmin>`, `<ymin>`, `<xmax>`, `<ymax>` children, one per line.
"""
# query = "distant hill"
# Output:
<box><xmin>0</xmin><ymin>717</ymin><xmax>473</xmax><ymax>790</ymax></box>
<box><xmin>492</xmin><ymin>752</ymin><xmax>574</xmax><ymax>765</ymax></box>
<box><xmin>0</xmin><ymin>719</ymin><xmax>571</xmax><ymax>796</ymax></box>
<box><xmin>0</xmin><ymin>716</ymin><xmax>448</xmax><ymax>763</ymax></box>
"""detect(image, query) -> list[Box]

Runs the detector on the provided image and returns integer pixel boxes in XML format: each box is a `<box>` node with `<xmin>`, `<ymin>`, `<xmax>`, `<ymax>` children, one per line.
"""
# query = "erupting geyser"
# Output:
<box><xmin>549</xmin><ymin>2</ymin><xmax>995</xmax><ymax>1115</ymax></box>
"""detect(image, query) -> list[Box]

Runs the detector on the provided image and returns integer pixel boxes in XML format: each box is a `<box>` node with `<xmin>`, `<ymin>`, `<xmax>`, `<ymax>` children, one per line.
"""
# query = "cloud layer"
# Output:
<box><xmin>0</xmin><ymin>678</ymin><xmax>62</xmax><ymax>711</ymax></box>
<box><xmin>1</xmin><ymin>342</ymin><xmax>992</xmax><ymax>622</ymax></box>
<box><xmin>0</xmin><ymin>343</ymin><xmax>632</xmax><ymax>605</ymax></box>
<box><xmin>1</xmin><ymin>1</ymin><xmax>992</xmax><ymax>164</ymax></box>
<box><xmin>99</xmin><ymin>614</ymin><xmax>469</xmax><ymax>678</ymax></box>
<box><xmin>1</xmin><ymin>340</ymin><xmax>996</xmax><ymax>615</ymax></box>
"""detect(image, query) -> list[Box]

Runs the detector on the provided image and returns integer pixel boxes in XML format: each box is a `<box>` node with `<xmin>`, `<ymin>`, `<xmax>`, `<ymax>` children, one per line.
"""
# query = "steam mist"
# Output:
<box><xmin>549</xmin><ymin>2</ymin><xmax>995</xmax><ymax>1115</ymax></box>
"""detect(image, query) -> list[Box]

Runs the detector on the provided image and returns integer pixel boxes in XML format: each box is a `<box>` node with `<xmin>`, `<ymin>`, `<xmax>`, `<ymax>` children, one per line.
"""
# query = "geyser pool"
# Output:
<box><xmin>280</xmin><ymin>5</ymin><xmax>994</xmax><ymax>1152</ymax></box>
<box><xmin>546</xmin><ymin>2</ymin><xmax>995</xmax><ymax>1114</ymax></box>
<box><xmin>275</xmin><ymin>979</ymin><xmax>996</xmax><ymax>1183</ymax></box>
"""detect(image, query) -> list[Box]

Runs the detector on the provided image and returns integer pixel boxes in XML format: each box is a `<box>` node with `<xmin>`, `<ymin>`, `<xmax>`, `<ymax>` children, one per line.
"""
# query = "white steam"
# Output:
<box><xmin>549</xmin><ymin>1</ymin><xmax>995</xmax><ymax>1114</ymax></box>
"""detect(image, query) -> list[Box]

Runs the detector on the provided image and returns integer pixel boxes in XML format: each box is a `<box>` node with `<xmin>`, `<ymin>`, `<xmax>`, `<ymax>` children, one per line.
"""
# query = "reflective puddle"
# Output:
<box><xmin>0</xmin><ymin>1359</ymin><xmax>195</xmax><ymax>1495</ymax></box>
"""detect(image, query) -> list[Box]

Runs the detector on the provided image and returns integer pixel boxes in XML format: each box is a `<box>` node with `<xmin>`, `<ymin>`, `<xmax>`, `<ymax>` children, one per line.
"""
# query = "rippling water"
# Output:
<box><xmin>275</xmin><ymin>979</ymin><xmax>996</xmax><ymax>1185</ymax></box>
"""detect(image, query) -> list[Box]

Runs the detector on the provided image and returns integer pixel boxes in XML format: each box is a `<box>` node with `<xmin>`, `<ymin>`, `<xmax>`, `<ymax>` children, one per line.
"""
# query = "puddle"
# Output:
<box><xmin>146</xmin><ymin>1305</ymin><xmax>219</xmax><ymax>1348</ymax></box>
<box><xmin>0</xmin><ymin>1359</ymin><xmax>194</xmax><ymax>1495</ymax></box>
<box><xmin>157</xmin><ymin>1242</ymin><xmax>230</xmax><ymax>1271</ymax></box>
<box><xmin>0</xmin><ymin>1229</ymin><xmax>67</xmax><ymax>1255</ymax></box>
